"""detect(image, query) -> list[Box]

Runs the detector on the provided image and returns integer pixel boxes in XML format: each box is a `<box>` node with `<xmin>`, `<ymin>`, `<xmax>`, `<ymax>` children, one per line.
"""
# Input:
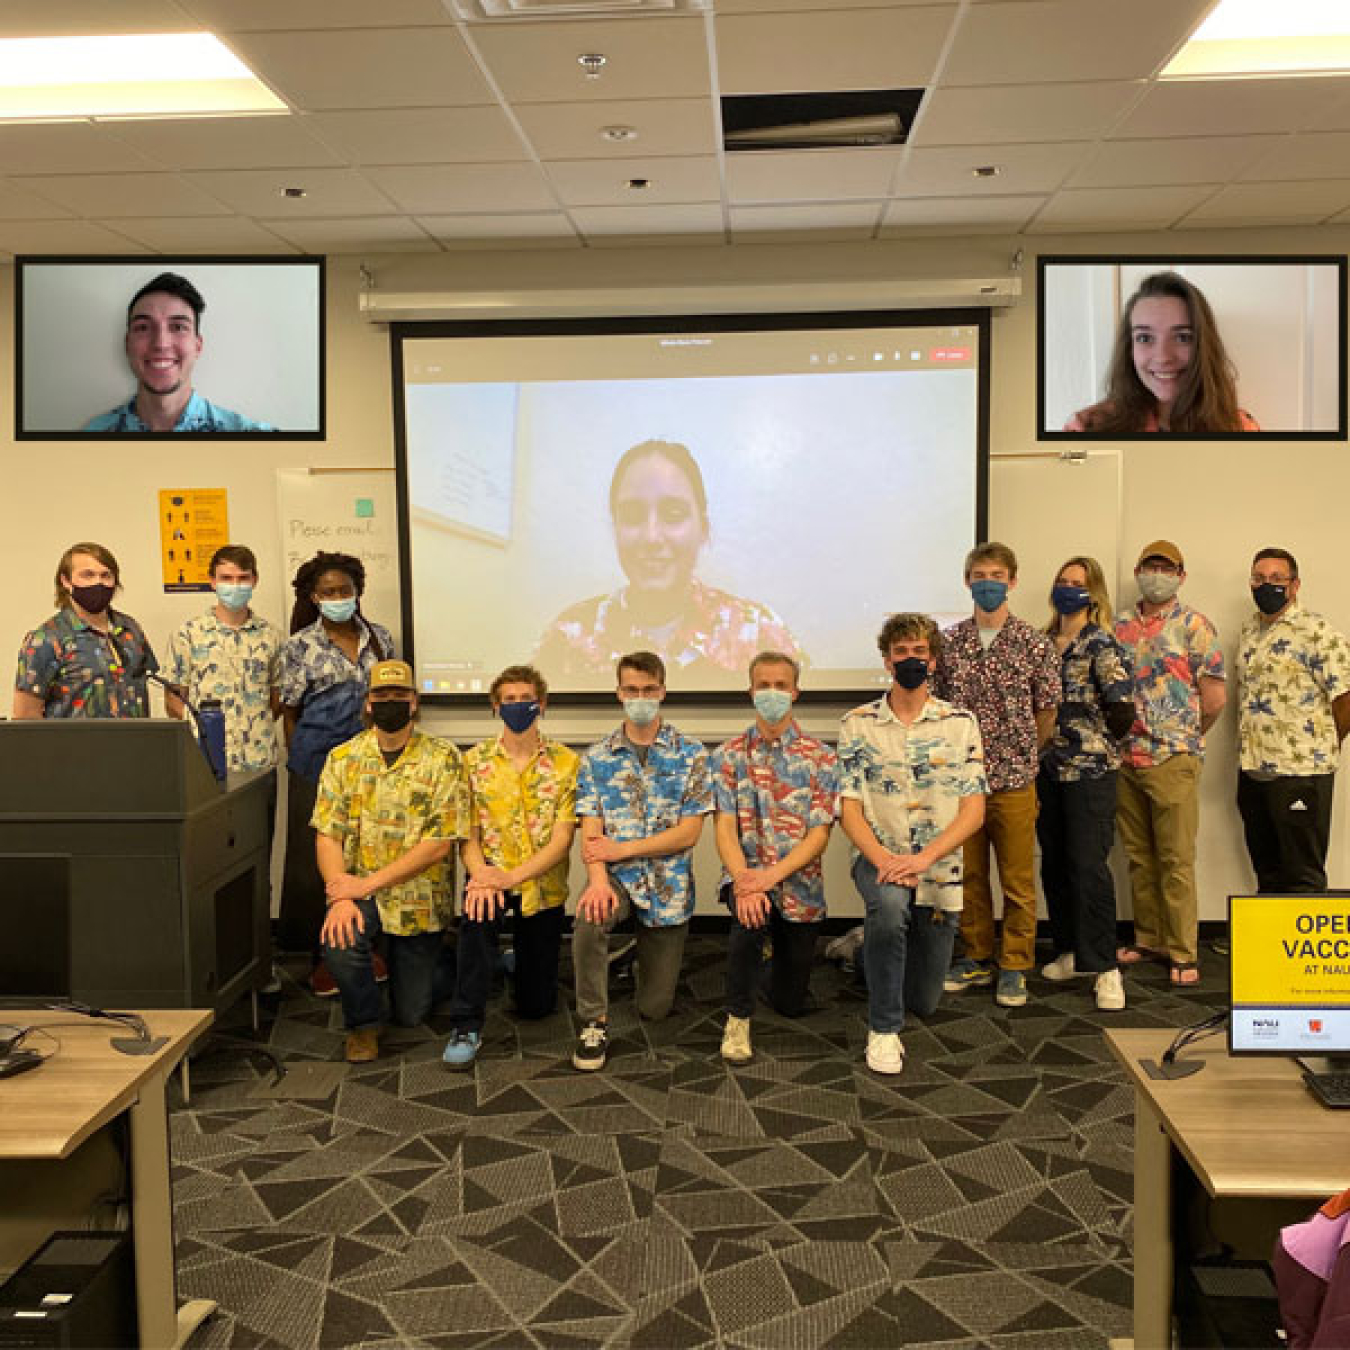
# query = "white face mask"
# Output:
<box><xmin>623</xmin><ymin>697</ymin><xmax>660</xmax><ymax>727</ymax></box>
<box><xmin>1138</xmin><ymin>571</ymin><xmax>1181</xmax><ymax>605</ymax></box>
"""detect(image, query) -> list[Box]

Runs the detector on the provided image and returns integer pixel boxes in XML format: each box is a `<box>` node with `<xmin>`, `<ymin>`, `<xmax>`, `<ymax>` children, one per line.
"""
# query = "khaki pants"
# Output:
<box><xmin>572</xmin><ymin>884</ymin><xmax>688</xmax><ymax>1023</ymax></box>
<box><xmin>958</xmin><ymin>781</ymin><xmax>1039</xmax><ymax>971</ymax></box>
<box><xmin>1116</xmin><ymin>755</ymin><xmax>1201</xmax><ymax>964</ymax></box>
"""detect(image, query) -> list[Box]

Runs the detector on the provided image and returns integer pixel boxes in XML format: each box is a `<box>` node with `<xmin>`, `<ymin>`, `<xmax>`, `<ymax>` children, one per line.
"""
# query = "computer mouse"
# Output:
<box><xmin>0</xmin><ymin>1050</ymin><xmax>44</xmax><ymax>1077</ymax></box>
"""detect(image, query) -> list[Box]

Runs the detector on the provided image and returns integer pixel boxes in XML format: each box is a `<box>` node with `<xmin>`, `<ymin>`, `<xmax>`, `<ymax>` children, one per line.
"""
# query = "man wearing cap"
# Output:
<box><xmin>313</xmin><ymin>660</ymin><xmax>468</xmax><ymax>1062</ymax></box>
<box><xmin>1108</xmin><ymin>541</ymin><xmax>1225</xmax><ymax>986</ymax></box>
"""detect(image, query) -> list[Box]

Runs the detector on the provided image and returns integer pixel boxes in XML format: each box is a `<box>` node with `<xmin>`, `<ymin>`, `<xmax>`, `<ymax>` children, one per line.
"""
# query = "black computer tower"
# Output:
<box><xmin>0</xmin><ymin>1231</ymin><xmax>136</xmax><ymax>1348</ymax></box>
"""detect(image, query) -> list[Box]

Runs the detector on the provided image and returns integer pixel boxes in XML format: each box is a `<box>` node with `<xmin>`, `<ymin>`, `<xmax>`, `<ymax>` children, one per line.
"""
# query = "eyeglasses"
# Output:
<box><xmin>618</xmin><ymin>684</ymin><xmax>662</xmax><ymax>699</ymax></box>
<box><xmin>1250</xmin><ymin>574</ymin><xmax>1293</xmax><ymax>587</ymax></box>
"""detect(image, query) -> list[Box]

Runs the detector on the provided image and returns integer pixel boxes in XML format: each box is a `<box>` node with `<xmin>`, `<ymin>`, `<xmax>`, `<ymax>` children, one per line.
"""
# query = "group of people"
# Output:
<box><xmin>13</xmin><ymin>534</ymin><xmax>1350</xmax><ymax>1077</ymax></box>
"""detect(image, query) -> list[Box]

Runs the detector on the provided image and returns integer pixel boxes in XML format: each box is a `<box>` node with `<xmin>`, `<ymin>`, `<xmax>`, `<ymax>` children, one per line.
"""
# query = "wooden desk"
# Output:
<box><xmin>1105</xmin><ymin>1028</ymin><xmax>1350</xmax><ymax>1350</ymax></box>
<box><xmin>0</xmin><ymin>1009</ymin><xmax>213</xmax><ymax>1349</ymax></box>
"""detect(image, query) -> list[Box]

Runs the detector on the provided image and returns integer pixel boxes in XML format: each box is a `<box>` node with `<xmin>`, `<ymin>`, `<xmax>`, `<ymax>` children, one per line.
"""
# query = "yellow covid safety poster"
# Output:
<box><xmin>160</xmin><ymin>488</ymin><xmax>230</xmax><ymax>592</ymax></box>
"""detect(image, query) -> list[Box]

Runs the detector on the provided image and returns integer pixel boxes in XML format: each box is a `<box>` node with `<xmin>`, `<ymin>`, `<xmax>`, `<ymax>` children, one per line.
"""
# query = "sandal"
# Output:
<box><xmin>1116</xmin><ymin>944</ymin><xmax>1163</xmax><ymax>966</ymax></box>
<box><xmin>1169</xmin><ymin>962</ymin><xmax>1201</xmax><ymax>986</ymax></box>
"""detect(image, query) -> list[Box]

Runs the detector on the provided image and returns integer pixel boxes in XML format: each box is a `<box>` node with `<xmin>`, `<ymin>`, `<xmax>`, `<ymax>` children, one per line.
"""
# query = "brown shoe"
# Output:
<box><xmin>345</xmin><ymin>1028</ymin><xmax>379</xmax><ymax>1063</ymax></box>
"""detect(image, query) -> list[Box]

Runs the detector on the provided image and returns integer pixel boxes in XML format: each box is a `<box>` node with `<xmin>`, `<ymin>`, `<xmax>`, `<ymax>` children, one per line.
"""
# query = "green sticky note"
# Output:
<box><xmin>355</xmin><ymin>498</ymin><xmax>374</xmax><ymax>519</ymax></box>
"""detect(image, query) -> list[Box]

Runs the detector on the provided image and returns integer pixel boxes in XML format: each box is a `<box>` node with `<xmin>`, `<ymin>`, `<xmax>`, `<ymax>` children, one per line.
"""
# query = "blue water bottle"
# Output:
<box><xmin>198</xmin><ymin>698</ymin><xmax>228</xmax><ymax>783</ymax></box>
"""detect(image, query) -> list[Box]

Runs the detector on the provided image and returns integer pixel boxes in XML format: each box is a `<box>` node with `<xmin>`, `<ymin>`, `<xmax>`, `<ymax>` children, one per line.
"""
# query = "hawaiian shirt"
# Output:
<box><xmin>1237</xmin><ymin>605</ymin><xmax>1350</xmax><ymax>776</ymax></box>
<box><xmin>312</xmin><ymin>729</ymin><xmax>468</xmax><ymax>936</ymax></box>
<box><xmin>837</xmin><ymin>694</ymin><xmax>987</xmax><ymax>913</ymax></box>
<box><xmin>935</xmin><ymin>615</ymin><xmax>1061</xmax><ymax>792</ymax></box>
<box><xmin>576</xmin><ymin>721</ymin><xmax>713</xmax><ymax>926</ymax></box>
<box><xmin>165</xmin><ymin>609</ymin><xmax>283</xmax><ymax>773</ymax></box>
<box><xmin>84</xmin><ymin>390</ymin><xmax>273</xmax><ymax>433</ymax></box>
<box><xmin>464</xmin><ymin>734</ymin><xmax>580</xmax><ymax>917</ymax></box>
<box><xmin>712</xmin><ymin>722</ymin><xmax>838</xmax><ymax>923</ymax></box>
<box><xmin>1113</xmin><ymin>599</ymin><xmax>1225</xmax><ymax>769</ymax></box>
<box><xmin>278</xmin><ymin>618</ymin><xmax>396</xmax><ymax>708</ymax></box>
<box><xmin>1041</xmin><ymin>624</ymin><xmax>1134</xmax><ymax>782</ymax></box>
<box><xmin>535</xmin><ymin>579</ymin><xmax>802</xmax><ymax>684</ymax></box>
<box><xmin>15</xmin><ymin>606</ymin><xmax>158</xmax><ymax>718</ymax></box>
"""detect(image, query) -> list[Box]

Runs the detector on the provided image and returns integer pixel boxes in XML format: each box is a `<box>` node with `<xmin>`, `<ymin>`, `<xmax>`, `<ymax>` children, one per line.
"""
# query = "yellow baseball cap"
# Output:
<box><xmin>1136</xmin><ymin>539</ymin><xmax>1184</xmax><ymax>570</ymax></box>
<box><xmin>369</xmin><ymin>660</ymin><xmax>415</xmax><ymax>691</ymax></box>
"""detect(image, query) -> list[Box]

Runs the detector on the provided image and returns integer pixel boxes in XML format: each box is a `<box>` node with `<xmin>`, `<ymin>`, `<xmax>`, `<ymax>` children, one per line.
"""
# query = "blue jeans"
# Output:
<box><xmin>851</xmin><ymin>856</ymin><xmax>957</xmax><ymax>1034</ymax></box>
<box><xmin>322</xmin><ymin>897</ymin><xmax>453</xmax><ymax>1031</ymax></box>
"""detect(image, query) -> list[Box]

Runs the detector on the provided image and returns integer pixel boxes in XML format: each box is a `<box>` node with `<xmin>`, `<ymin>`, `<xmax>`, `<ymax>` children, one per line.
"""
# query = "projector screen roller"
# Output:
<box><xmin>395</xmin><ymin>312</ymin><xmax>990</xmax><ymax>699</ymax></box>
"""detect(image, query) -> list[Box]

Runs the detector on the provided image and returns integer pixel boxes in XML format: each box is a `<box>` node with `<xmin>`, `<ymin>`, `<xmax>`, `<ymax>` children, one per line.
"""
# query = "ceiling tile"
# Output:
<box><xmin>11</xmin><ymin>172</ymin><xmax>231</xmax><ymax>219</ymax></box>
<box><xmin>186</xmin><ymin>167</ymin><xmax>399</xmax><ymax>215</ymax></box>
<box><xmin>110</xmin><ymin>216</ymin><xmax>298</xmax><ymax>251</ymax></box>
<box><xmin>365</xmin><ymin>163</ymin><xmax>556</xmax><ymax>214</ymax></box>
<box><xmin>715</xmin><ymin>0</ymin><xmax>942</xmax><ymax>10</ymax></box>
<box><xmin>0</xmin><ymin>182</ymin><xmax>74</xmax><ymax>221</ymax></box>
<box><xmin>181</xmin><ymin>0</ymin><xmax>453</xmax><ymax>28</ymax></box>
<box><xmin>1177</xmin><ymin>180</ymin><xmax>1350</xmax><ymax>227</ymax></box>
<box><xmin>514</xmin><ymin>98</ymin><xmax>716</xmax><ymax>161</ymax></box>
<box><xmin>0</xmin><ymin>2</ymin><xmax>197</xmax><ymax>36</ymax></box>
<box><xmin>260</xmin><ymin>215</ymin><xmax>438</xmax><ymax>252</ymax></box>
<box><xmin>305</xmin><ymin>108</ymin><xmax>529</xmax><ymax>166</ymax></box>
<box><xmin>1115</xmin><ymin>77</ymin><xmax>1350</xmax><ymax>140</ymax></box>
<box><xmin>913</xmin><ymin>82</ymin><xmax>1142</xmax><ymax>146</ymax></box>
<box><xmin>716</xmin><ymin>5</ymin><xmax>956</xmax><ymax>94</ymax></box>
<box><xmin>896</xmin><ymin>142</ymin><xmax>1086</xmax><ymax>196</ymax></box>
<box><xmin>1071</xmin><ymin>135</ymin><xmax>1277</xmax><ymax>188</ymax></box>
<box><xmin>570</xmin><ymin>202</ymin><xmax>724</xmax><ymax>239</ymax></box>
<box><xmin>879</xmin><ymin>193</ymin><xmax>1043</xmax><ymax>234</ymax></box>
<box><xmin>726</xmin><ymin>148</ymin><xmax>902</xmax><ymax>204</ymax></box>
<box><xmin>418</xmin><ymin>213</ymin><xmax>581</xmax><ymax>249</ymax></box>
<box><xmin>0</xmin><ymin>220</ymin><xmax>148</xmax><ymax>256</ymax></box>
<box><xmin>1238</xmin><ymin>132</ymin><xmax>1350</xmax><ymax>184</ymax></box>
<box><xmin>941</xmin><ymin>0</ymin><xmax>1209</xmax><ymax>86</ymax></box>
<box><xmin>1028</xmin><ymin>183</ymin><xmax>1214</xmax><ymax>232</ymax></box>
<box><xmin>0</xmin><ymin>124</ymin><xmax>162</xmax><ymax>176</ymax></box>
<box><xmin>546</xmin><ymin>155</ymin><xmax>720</xmax><ymax>207</ymax></box>
<box><xmin>730</xmin><ymin>202</ymin><xmax>880</xmax><ymax>240</ymax></box>
<box><xmin>466</xmin><ymin>16</ymin><xmax>710</xmax><ymax>103</ymax></box>
<box><xmin>224</xmin><ymin>28</ymin><xmax>492</xmax><ymax>111</ymax></box>
<box><xmin>106</xmin><ymin>116</ymin><xmax>342</xmax><ymax>171</ymax></box>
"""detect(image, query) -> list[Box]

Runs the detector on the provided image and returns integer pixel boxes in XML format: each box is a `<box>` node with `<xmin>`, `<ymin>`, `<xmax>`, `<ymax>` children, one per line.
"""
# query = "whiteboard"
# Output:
<box><xmin>275</xmin><ymin>467</ymin><xmax>403</xmax><ymax>652</ymax></box>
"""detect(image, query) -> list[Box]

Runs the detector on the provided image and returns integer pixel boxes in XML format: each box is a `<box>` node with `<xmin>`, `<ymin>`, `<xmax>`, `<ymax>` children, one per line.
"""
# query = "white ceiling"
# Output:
<box><xmin>2</xmin><ymin>0</ymin><xmax>1350</xmax><ymax>255</ymax></box>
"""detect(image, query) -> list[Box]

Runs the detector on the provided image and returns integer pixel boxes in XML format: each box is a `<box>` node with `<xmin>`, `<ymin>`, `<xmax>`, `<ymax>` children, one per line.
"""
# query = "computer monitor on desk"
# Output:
<box><xmin>1229</xmin><ymin>893</ymin><xmax>1350</xmax><ymax>1105</ymax></box>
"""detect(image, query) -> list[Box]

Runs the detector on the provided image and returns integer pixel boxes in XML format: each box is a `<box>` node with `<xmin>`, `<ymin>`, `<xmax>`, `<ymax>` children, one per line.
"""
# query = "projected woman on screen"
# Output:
<box><xmin>535</xmin><ymin>439</ymin><xmax>802</xmax><ymax>682</ymax></box>
<box><xmin>1064</xmin><ymin>271</ymin><xmax>1259</xmax><ymax>434</ymax></box>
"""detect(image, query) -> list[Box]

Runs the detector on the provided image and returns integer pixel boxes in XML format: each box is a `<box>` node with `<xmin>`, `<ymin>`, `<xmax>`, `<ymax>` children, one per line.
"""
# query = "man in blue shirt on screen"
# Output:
<box><xmin>83</xmin><ymin>272</ymin><xmax>273</xmax><ymax>433</ymax></box>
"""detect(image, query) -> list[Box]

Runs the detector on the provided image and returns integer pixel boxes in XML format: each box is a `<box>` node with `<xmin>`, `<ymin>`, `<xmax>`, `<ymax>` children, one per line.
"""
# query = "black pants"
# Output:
<box><xmin>1036</xmin><ymin>768</ymin><xmax>1118</xmax><ymax>975</ymax></box>
<box><xmin>445</xmin><ymin>900</ymin><xmax>565</xmax><ymax>1033</ymax></box>
<box><xmin>278</xmin><ymin>769</ymin><xmax>323</xmax><ymax>955</ymax></box>
<box><xmin>725</xmin><ymin>904</ymin><xmax>821</xmax><ymax>1020</ymax></box>
<box><xmin>1236</xmin><ymin>771</ymin><xmax>1335</xmax><ymax>893</ymax></box>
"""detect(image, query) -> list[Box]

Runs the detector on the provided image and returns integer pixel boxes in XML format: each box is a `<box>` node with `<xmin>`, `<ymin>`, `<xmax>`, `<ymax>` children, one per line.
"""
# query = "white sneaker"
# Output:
<box><xmin>1041</xmin><ymin>952</ymin><xmax>1079</xmax><ymax>982</ymax></box>
<box><xmin>720</xmin><ymin>1015</ymin><xmax>753</xmax><ymax>1065</ymax></box>
<box><xmin>1095</xmin><ymin>969</ymin><xmax>1126</xmax><ymax>1011</ymax></box>
<box><xmin>866</xmin><ymin>1030</ymin><xmax>905</xmax><ymax>1075</ymax></box>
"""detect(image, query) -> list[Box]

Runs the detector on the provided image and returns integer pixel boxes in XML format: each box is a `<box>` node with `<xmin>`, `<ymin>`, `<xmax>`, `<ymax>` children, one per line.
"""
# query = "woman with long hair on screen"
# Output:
<box><xmin>535</xmin><ymin>439</ymin><xmax>802</xmax><ymax>683</ymax></box>
<box><xmin>277</xmin><ymin>551</ymin><xmax>395</xmax><ymax>994</ymax></box>
<box><xmin>1065</xmin><ymin>271</ymin><xmax>1260</xmax><ymax>434</ymax></box>
<box><xmin>1035</xmin><ymin>556</ymin><xmax>1135</xmax><ymax>1012</ymax></box>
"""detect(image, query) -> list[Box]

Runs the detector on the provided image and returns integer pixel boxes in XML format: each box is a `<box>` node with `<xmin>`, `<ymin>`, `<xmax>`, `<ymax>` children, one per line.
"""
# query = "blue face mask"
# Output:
<box><xmin>318</xmin><ymin>597</ymin><xmax>357</xmax><ymax>623</ymax></box>
<box><xmin>1052</xmin><ymin>585</ymin><xmax>1091</xmax><ymax>616</ymax></box>
<box><xmin>892</xmin><ymin>657</ymin><xmax>929</xmax><ymax>690</ymax></box>
<box><xmin>216</xmin><ymin>582</ymin><xmax>253</xmax><ymax>611</ymax></box>
<box><xmin>970</xmin><ymin>579</ymin><xmax>1008</xmax><ymax>613</ymax></box>
<box><xmin>499</xmin><ymin>700</ymin><xmax>540</xmax><ymax>734</ymax></box>
<box><xmin>753</xmin><ymin>689</ymin><xmax>793</xmax><ymax>725</ymax></box>
<box><xmin>623</xmin><ymin>697</ymin><xmax>660</xmax><ymax>728</ymax></box>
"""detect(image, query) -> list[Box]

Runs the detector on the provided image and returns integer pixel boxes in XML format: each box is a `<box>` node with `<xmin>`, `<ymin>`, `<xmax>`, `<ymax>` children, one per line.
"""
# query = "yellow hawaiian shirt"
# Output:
<box><xmin>312</xmin><ymin>729</ymin><xmax>468</xmax><ymax>936</ymax></box>
<box><xmin>464</xmin><ymin>734</ymin><xmax>579</xmax><ymax>917</ymax></box>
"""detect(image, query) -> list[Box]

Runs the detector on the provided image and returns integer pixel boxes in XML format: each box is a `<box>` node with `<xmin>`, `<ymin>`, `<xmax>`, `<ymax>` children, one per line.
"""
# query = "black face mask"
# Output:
<box><xmin>370</xmin><ymin>700</ymin><xmax>413</xmax><ymax>733</ymax></box>
<box><xmin>892</xmin><ymin>657</ymin><xmax>929</xmax><ymax>690</ymax></box>
<box><xmin>1252</xmin><ymin>583</ymin><xmax>1288</xmax><ymax>616</ymax></box>
<box><xmin>70</xmin><ymin>582</ymin><xmax>114</xmax><ymax>614</ymax></box>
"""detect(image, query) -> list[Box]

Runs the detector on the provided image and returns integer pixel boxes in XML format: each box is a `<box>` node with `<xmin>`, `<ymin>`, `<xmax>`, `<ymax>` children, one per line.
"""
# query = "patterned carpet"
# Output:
<box><xmin>175</xmin><ymin>931</ymin><xmax>1229</xmax><ymax>1350</ymax></box>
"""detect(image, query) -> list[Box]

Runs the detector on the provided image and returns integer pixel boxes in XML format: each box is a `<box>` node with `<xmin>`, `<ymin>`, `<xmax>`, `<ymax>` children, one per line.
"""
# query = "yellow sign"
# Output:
<box><xmin>1231</xmin><ymin>894</ymin><xmax>1350</xmax><ymax>1007</ymax></box>
<box><xmin>159</xmin><ymin>488</ymin><xmax>230</xmax><ymax>593</ymax></box>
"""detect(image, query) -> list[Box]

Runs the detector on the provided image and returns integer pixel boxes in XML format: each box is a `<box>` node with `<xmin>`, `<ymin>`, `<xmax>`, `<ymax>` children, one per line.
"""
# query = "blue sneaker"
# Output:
<box><xmin>995</xmin><ymin>969</ymin><xmax>1028</xmax><ymax>1008</ymax></box>
<box><xmin>943</xmin><ymin>958</ymin><xmax>995</xmax><ymax>993</ymax></box>
<box><xmin>442</xmin><ymin>1030</ymin><xmax>481</xmax><ymax>1068</ymax></box>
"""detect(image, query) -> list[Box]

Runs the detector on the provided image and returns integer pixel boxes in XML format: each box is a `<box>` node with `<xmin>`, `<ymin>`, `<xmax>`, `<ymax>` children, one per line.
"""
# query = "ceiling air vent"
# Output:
<box><xmin>722</xmin><ymin>89</ymin><xmax>922</xmax><ymax>152</ymax></box>
<box><xmin>449</xmin><ymin>0</ymin><xmax>708</xmax><ymax>17</ymax></box>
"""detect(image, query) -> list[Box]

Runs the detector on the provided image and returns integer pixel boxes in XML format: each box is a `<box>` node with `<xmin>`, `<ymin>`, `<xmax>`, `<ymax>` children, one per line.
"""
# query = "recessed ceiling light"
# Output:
<box><xmin>1163</xmin><ymin>0</ymin><xmax>1350</xmax><ymax>78</ymax></box>
<box><xmin>972</xmin><ymin>165</ymin><xmax>1001</xmax><ymax>178</ymax></box>
<box><xmin>578</xmin><ymin>53</ymin><xmax>607</xmax><ymax>79</ymax></box>
<box><xmin>601</xmin><ymin>125</ymin><xmax>638</xmax><ymax>143</ymax></box>
<box><xmin>626</xmin><ymin>177</ymin><xmax>650</xmax><ymax>190</ymax></box>
<box><xmin>279</xmin><ymin>186</ymin><xmax>307</xmax><ymax>199</ymax></box>
<box><xmin>0</xmin><ymin>33</ymin><xmax>287</xmax><ymax>120</ymax></box>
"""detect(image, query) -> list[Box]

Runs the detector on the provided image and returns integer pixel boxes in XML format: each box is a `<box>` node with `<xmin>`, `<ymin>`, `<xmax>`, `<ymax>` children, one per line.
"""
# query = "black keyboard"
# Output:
<box><xmin>1304</xmin><ymin>1071</ymin><xmax>1350</xmax><ymax>1108</ymax></box>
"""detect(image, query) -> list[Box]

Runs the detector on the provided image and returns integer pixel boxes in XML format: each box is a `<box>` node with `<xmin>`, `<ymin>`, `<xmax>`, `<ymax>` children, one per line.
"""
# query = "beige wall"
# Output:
<box><xmin>5</xmin><ymin>227</ymin><xmax>1348</xmax><ymax>924</ymax></box>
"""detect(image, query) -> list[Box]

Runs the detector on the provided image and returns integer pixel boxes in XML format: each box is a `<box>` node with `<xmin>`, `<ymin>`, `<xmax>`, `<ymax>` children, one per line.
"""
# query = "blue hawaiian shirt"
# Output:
<box><xmin>576</xmin><ymin>721</ymin><xmax>713</xmax><ymax>926</ymax></box>
<box><xmin>1041</xmin><ymin>624</ymin><xmax>1134</xmax><ymax>782</ymax></box>
<box><xmin>277</xmin><ymin>618</ymin><xmax>396</xmax><ymax>709</ymax></box>
<box><xmin>84</xmin><ymin>390</ymin><xmax>273</xmax><ymax>433</ymax></box>
<box><xmin>16</xmin><ymin>606</ymin><xmax>158</xmax><ymax>718</ymax></box>
<box><xmin>712</xmin><ymin>722</ymin><xmax>838</xmax><ymax>922</ymax></box>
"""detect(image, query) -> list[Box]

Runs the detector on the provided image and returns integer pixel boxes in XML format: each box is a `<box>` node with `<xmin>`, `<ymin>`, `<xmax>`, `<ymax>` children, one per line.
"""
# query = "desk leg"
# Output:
<box><xmin>1132</xmin><ymin>1088</ymin><xmax>1174</xmax><ymax>1350</ymax></box>
<box><xmin>128</xmin><ymin>1068</ymin><xmax>217</xmax><ymax>1349</ymax></box>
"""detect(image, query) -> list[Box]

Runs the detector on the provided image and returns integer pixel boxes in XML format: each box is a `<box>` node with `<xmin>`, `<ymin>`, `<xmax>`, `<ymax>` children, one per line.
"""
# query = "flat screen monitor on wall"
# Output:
<box><xmin>394</xmin><ymin>310</ymin><xmax>991</xmax><ymax>701</ymax></box>
<box><xmin>1038</xmin><ymin>255</ymin><xmax>1346</xmax><ymax>440</ymax></box>
<box><xmin>16</xmin><ymin>255</ymin><xmax>325</xmax><ymax>438</ymax></box>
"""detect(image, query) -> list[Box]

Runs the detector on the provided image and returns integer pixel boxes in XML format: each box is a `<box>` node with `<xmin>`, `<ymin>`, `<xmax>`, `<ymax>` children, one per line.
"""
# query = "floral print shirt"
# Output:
<box><xmin>1041</xmin><ymin>624</ymin><xmax>1134</xmax><ymax>782</ymax></box>
<box><xmin>277</xmin><ymin>618</ymin><xmax>396</xmax><ymax>708</ymax></box>
<box><xmin>16</xmin><ymin>606</ymin><xmax>158</xmax><ymax>718</ymax></box>
<box><xmin>1237</xmin><ymin>605</ymin><xmax>1350</xmax><ymax>776</ymax></box>
<box><xmin>712</xmin><ymin>721</ymin><xmax>838</xmax><ymax>923</ymax></box>
<box><xmin>464</xmin><ymin>734</ymin><xmax>579</xmax><ymax>917</ymax></box>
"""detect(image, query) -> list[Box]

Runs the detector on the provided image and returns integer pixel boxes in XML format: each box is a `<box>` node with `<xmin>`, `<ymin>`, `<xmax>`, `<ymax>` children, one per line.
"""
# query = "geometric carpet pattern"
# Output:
<box><xmin>176</xmin><ymin>932</ymin><xmax>1230</xmax><ymax>1349</ymax></box>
